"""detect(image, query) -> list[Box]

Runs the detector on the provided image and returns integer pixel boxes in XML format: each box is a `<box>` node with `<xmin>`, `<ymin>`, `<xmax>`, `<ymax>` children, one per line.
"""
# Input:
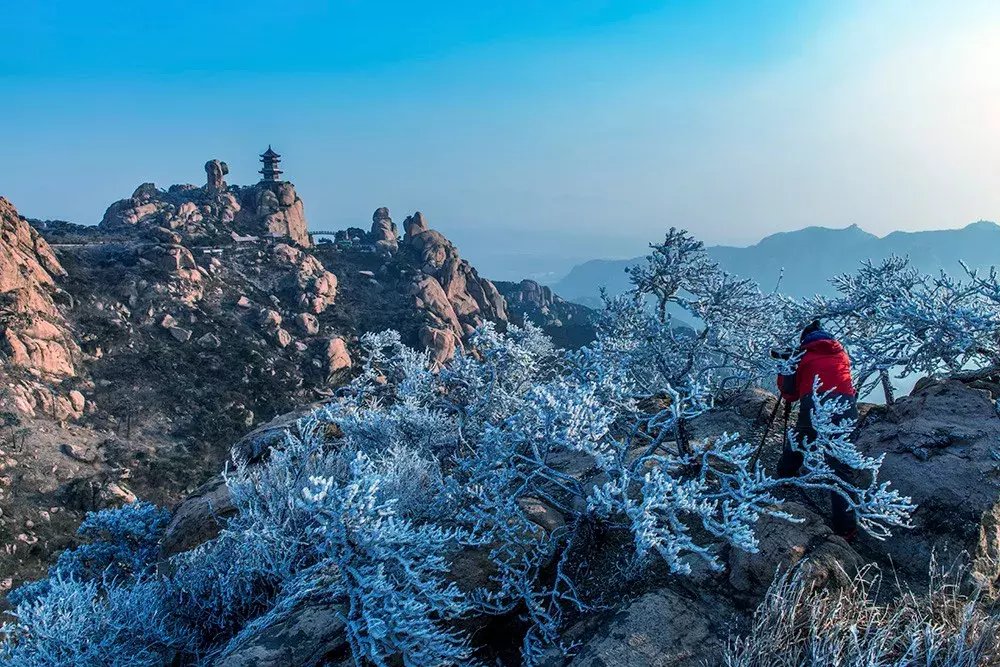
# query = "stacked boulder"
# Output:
<box><xmin>370</xmin><ymin>207</ymin><xmax>398</xmax><ymax>253</ymax></box>
<box><xmin>401</xmin><ymin>211</ymin><xmax>507</xmax><ymax>364</ymax></box>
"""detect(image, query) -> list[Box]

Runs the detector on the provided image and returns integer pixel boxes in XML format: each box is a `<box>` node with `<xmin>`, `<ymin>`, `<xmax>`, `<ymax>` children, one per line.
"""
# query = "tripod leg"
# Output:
<box><xmin>749</xmin><ymin>398</ymin><xmax>782</xmax><ymax>469</ymax></box>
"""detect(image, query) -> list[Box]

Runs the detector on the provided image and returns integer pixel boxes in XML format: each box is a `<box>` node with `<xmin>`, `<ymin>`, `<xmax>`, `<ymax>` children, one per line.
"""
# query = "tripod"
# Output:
<box><xmin>750</xmin><ymin>398</ymin><xmax>791</xmax><ymax>469</ymax></box>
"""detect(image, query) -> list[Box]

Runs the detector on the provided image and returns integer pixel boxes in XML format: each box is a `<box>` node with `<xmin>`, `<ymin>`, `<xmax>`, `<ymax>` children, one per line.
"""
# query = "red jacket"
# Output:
<box><xmin>777</xmin><ymin>336</ymin><xmax>855</xmax><ymax>402</ymax></box>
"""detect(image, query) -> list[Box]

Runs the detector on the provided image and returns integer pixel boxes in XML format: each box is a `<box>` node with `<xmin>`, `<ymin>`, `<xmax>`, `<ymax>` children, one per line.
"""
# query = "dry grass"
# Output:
<box><xmin>725</xmin><ymin>561</ymin><xmax>1000</xmax><ymax>667</ymax></box>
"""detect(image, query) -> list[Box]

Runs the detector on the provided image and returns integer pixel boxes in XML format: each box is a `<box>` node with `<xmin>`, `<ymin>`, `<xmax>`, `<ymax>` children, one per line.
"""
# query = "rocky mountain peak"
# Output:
<box><xmin>395</xmin><ymin>209</ymin><xmax>507</xmax><ymax>363</ymax></box>
<box><xmin>204</xmin><ymin>159</ymin><xmax>229</xmax><ymax>192</ymax></box>
<box><xmin>100</xmin><ymin>158</ymin><xmax>311</xmax><ymax>247</ymax></box>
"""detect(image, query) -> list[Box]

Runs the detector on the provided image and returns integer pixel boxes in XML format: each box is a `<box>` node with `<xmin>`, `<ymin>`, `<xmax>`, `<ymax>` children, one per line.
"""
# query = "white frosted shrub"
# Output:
<box><xmin>2</xmin><ymin>229</ymin><xmax>925</xmax><ymax>666</ymax></box>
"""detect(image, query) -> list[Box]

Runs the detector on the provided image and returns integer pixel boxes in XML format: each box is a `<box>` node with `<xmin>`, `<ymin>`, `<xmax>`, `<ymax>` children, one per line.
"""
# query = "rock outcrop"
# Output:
<box><xmin>271</xmin><ymin>243</ymin><xmax>338</xmax><ymax>314</ymax></box>
<box><xmin>0</xmin><ymin>197</ymin><xmax>83</xmax><ymax>419</ymax></box>
<box><xmin>853</xmin><ymin>379</ymin><xmax>1000</xmax><ymax>591</ymax></box>
<box><xmin>401</xmin><ymin>211</ymin><xmax>507</xmax><ymax>362</ymax></box>
<box><xmin>495</xmin><ymin>279</ymin><xmax>597</xmax><ymax>348</ymax></box>
<box><xmin>159</xmin><ymin>476</ymin><xmax>235</xmax><ymax>560</ymax></box>
<box><xmin>100</xmin><ymin>159</ymin><xmax>310</xmax><ymax>247</ymax></box>
<box><xmin>504</xmin><ymin>279</ymin><xmax>558</xmax><ymax>312</ymax></box>
<box><xmin>369</xmin><ymin>207</ymin><xmax>398</xmax><ymax>253</ymax></box>
<box><xmin>727</xmin><ymin>502</ymin><xmax>862</xmax><ymax>602</ymax></box>
<box><xmin>205</xmin><ymin>159</ymin><xmax>229</xmax><ymax>192</ymax></box>
<box><xmin>233</xmin><ymin>181</ymin><xmax>310</xmax><ymax>247</ymax></box>
<box><xmin>317</xmin><ymin>336</ymin><xmax>352</xmax><ymax>379</ymax></box>
<box><xmin>213</xmin><ymin>599</ymin><xmax>349</xmax><ymax>667</ymax></box>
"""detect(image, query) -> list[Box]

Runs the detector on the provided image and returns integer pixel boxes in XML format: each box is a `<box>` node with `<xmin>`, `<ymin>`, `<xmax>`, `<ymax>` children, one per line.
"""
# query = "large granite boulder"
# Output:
<box><xmin>159</xmin><ymin>476</ymin><xmax>236</xmax><ymax>560</ymax></box>
<box><xmin>727</xmin><ymin>501</ymin><xmax>862</xmax><ymax>602</ymax></box>
<box><xmin>212</xmin><ymin>599</ymin><xmax>348</xmax><ymax>667</ymax></box>
<box><xmin>410</xmin><ymin>276</ymin><xmax>462</xmax><ymax>337</ymax></box>
<box><xmin>369</xmin><ymin>206</ymin><xmax>398</xmax><ymax>253</ymax></box>
<box><xmin>205</xmin><ymin>159</ymin><xmax>229</xmax><ymax>192</ymax></box>
<box><xmin>0</xmin><ymin>197</ymin><xmax>84</xmax><ymax>418</ymax></box>
<box><xmin>271</xmin><ymin>243</ymin><xmax>338</xmax><ymax>313</ymax></box>
<box><xmin>316</xmin><ymin>336</ymin><xmax>352</xmax><ymax>380</ymax></box>
<box><xmin>689</xmin><ymin>387</ymin><xmax>778</xmax><ymax>444</ymax></box>
<box><xmin>402</xmin><ymin>212</ymin><xmax>507</xmax><ymax>343</ymax></box>
<box><xmin>853</xmin><ymin>379</ymin><xmax>1000</xmax><ymax>591</ymax></box>
<box><xmin>235</xmin><ymin>182</ymin><xmax>311</xmax><ymax>247</ymax></box>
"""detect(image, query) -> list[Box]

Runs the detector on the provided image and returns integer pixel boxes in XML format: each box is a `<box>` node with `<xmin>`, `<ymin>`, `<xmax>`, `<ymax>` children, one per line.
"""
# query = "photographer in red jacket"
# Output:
<box><xmin>775</xmin><ymin>320</ymin><xmax>859</xmax><ymax>539</ymax></box>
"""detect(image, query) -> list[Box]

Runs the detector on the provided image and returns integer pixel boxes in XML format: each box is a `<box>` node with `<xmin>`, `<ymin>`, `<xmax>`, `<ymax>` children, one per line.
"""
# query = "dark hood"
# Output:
<box><xmin>801</xmin><ymin>336</ymin><xmax>845</xmax><ymax>356</ymax></box>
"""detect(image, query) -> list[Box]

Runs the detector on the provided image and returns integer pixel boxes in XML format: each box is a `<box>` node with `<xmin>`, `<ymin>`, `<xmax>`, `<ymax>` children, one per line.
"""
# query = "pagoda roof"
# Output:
<box><xmin>260</xmin><ymin>145</ymin><xmax>280</xmax><ymax>158</ymax></box>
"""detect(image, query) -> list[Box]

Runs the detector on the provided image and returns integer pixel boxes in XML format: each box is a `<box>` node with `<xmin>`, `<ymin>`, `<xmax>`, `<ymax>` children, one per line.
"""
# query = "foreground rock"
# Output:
<box><xmin>564</xmin><ymin>585</ymin><xmax>741</xmax><ymax>667</ymax></box>
<box><xmin>853</xmin><ymin>379</ymin><xmax>1000</xmax><ymax>591</ymax></box>
<box><xmin>212</xmin><ymin>599</ymin><xmax>349</xmax><ymax>667</ymax></box>
<box><xmin>689</xmin><ymin>387</ymin><xmax>778</xmax><ymax>445</ymax></box>
<box><xmin>159</xmin><ymin>476</ymin><xmax>236</xmax><ymax>559</ymax></box>
<box><xmin>728</xmin><ymin>501</ymin><xmax>862</xmax><ymax>602</ymax></box>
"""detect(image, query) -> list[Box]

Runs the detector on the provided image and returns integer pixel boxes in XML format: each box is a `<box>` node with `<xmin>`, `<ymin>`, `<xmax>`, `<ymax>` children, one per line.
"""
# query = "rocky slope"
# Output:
<box><xmin>151</xmin><ymin>372</ymin><xmax>1000</xmax><ymax>666</ymax></box>
<box><xmin>4</xmin><ymin>159</ymin><xmax>999</xmax><ymax>661</ymax></box>
<box><xmin>0</xmin><ymin>159</ymin><xmax>593</xmax><ymax>588</ymax></box>
<box><xmin>495</xmin><ymin>279</ymin><xmax>596</xmax><ymax>348</ymax></box>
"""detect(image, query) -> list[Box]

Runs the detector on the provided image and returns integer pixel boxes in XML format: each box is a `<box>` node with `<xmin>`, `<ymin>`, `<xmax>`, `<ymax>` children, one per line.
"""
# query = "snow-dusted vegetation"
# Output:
<box><xmin>11</xmin><ymin>228</ymin><xmax>994</xmax><ymax>666</ymax></box>
<box><xmin>806</xmin><ymin>257</ymin><xmax>1000</xmax><ymax>403</ymax></box>
<box><xmin>725</xmin><ymin>562</ymin><xmax>1000</xmax><ymax>666</ymax></box>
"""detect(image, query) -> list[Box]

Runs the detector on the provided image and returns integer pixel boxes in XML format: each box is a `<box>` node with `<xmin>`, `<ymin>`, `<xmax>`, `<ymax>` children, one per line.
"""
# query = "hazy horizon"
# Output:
<box><xmin>5</xmin><ymin>1</ymin><xmax>1000</xmax><ymax>280</ymax></box>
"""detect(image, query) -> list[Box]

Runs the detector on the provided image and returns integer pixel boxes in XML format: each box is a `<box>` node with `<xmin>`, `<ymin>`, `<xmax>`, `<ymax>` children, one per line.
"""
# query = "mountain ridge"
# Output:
<box><xmin>554</xmin><ymin>220</ymin><xmax>1000</xmax><ymax>306</ymax></box>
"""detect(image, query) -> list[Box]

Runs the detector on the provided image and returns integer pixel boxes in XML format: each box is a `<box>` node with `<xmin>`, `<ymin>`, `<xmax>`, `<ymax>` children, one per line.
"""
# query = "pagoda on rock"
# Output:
<box><xmin>259</xmin><ymin>145</ymin><xmax>283</xmax><ymax>182</ymax></box>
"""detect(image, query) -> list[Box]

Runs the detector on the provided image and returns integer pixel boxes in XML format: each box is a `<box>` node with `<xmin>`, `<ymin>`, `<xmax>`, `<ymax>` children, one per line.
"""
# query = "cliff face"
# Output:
<box><xmin>401</xmin><ymin>211</ymin><xmax>508</xmax><ymax>364</ymax></box>
<box><xmin>0</xmin><ymin>197</ymin><xmax>84</xmax><ymax>420</ymax></box>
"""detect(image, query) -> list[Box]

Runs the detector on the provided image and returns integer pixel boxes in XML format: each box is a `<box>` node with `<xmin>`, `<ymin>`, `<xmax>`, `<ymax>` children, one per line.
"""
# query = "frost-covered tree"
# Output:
<box><xmin>298</xmin><ymin>454</ymin><xmax>476</xmax><ymax>665</ymax></box>
<box><xmin>625</xmin><ymin>228</ymin><xmax>800</xmax><ymax>395</ymax></box>
<box><xmin>1</xmin><ymin>504</ymin><xmax>187</xmax><ymax>667</ymax></box>
<box><xmin>0</xmin><ymin>577</ymin><xmax>192</xmax><ymax>667</ymax></box>
<box><xmin>806</xmin><ymin>256</ymin><xmax>1000</xmax><ymax>402</ymax></box>
<box><xmin>7</xmin><ymin>502</ymin><xmax>170</xmax><ymax>608</ymax></box>
<box><xmin>2</xmin><ymin>232</ymin><xmax>919</xmax><ymax>666</ymax></box>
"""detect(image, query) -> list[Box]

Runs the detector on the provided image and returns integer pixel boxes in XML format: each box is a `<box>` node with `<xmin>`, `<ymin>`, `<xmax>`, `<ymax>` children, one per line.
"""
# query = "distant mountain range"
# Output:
<box><xmin>553</xmin><ymin>221</ymin><xmax>1000</xmax><ymax>307</ymax></box>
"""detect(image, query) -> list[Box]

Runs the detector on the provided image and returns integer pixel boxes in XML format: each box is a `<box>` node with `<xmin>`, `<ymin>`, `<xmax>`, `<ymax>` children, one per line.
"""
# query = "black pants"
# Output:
<box><xmin>775</xmin><ymin>394</ymin><xmax>860</xmax><ymax>537</ymax></box>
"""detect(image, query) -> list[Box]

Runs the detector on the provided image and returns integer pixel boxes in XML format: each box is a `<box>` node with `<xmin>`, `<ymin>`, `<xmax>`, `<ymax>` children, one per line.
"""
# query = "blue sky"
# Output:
<box><xmin>4</xmin><ymin>1</ymin><xmax>1000</xmax><ymax>279</ymax></box>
